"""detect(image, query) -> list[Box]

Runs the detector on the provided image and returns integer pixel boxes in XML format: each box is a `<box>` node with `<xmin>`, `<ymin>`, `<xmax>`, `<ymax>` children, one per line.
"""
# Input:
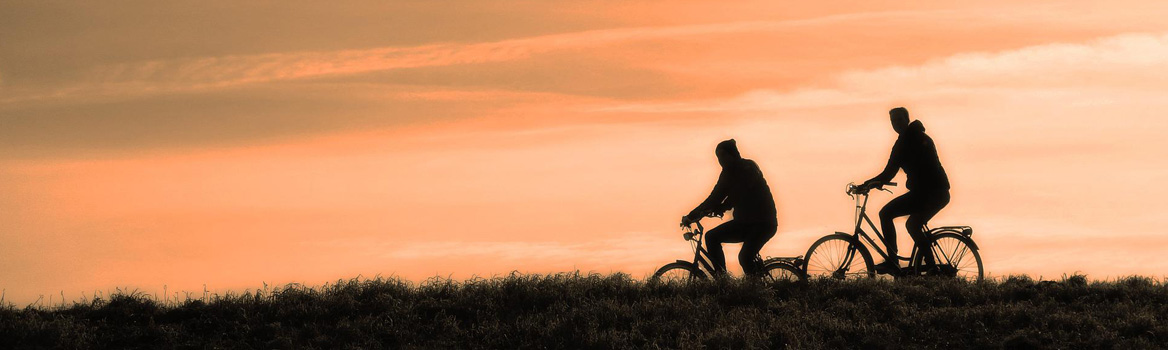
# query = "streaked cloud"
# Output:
<box><xmin>1</xmin><ymin>10</ymin><xmax>952</xmax><ymax>105</ymax></box>
<box><xmin>839</xmin><ymin>31</ymin><xmax>1168</xmax><ymax>90</ymax></box>
<box><xmin>599</xmin><ymin>31</ymin><xmax>1168</xmax><ymax>113</ymax></box>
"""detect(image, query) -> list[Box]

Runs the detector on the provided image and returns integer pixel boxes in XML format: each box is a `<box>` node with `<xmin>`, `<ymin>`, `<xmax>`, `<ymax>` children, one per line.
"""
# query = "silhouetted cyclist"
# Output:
<box><xmin>860</xmin><ymin>107</ymin><xmax>950</xmax><ymax>273</ymax></box>
<box><xmin>681</xmin><ymin>139</ymin><xmax>778</xmax><ymax>276</ymax></box>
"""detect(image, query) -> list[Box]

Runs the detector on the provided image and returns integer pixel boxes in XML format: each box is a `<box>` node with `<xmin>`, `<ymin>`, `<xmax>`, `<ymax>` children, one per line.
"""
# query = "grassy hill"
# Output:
<box><xmin>1</xmin><ymin>273</ymin><xmax>1165</xmax><ymax>349</ymax></box>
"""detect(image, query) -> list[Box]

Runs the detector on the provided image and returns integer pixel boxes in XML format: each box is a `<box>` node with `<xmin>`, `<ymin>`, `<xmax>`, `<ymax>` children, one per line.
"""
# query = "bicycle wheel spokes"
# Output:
<box><xmin>652</xmin><ymin>262</ymin><xmax>705</xmax><ymax>283</ymax></box>
<box><xmin>761</xmin><ymin>263</ymin><xmax>805</xmax><ymax>283</ymax></box>
<box><xmin>931</xmin><ymin>234</ymin><xmax>983</xmax><ymax>281</ymax></box>
<box><xmin>657</xmin><ymin>269</ymin><xmax>692</xmax><ymax>282</ymax></box>
<box><xmin>805</xmin><ymin>235</ymin><xmax>874</xmax><ymax>280</ymax></box>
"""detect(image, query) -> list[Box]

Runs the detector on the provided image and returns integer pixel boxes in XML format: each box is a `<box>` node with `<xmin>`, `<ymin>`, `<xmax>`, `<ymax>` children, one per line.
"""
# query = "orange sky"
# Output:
<box><xmin>3</xmin><ymin>1</ymin><xmax>1168</xmax><ymax>305</ymax></box>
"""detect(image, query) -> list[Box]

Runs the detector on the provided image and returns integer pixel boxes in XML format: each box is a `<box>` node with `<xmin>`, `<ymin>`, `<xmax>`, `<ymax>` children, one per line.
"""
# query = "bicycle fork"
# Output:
<box><xmin>833</xmin><ymin>246</ymin><xmax>860</xmax><ymax>279</ymax></box>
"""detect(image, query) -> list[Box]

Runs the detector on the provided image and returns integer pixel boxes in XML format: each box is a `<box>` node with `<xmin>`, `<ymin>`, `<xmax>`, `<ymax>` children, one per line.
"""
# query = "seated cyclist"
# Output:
<box><xmin>681</xmin><ymin>139</ymin><xmax>778</xmax><ymax>276</ymax></box>
<box><xmin>859</xmin><ymin>107</ymin><xmax>951</xmax><ymax>273</ymax></box>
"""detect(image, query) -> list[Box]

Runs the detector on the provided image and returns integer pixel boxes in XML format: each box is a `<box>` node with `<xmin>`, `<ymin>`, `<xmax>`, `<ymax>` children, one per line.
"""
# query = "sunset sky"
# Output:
<box><xmin>3</xmin><ymin>1</ymin><xmax>1168</xmax><ymax>305</ymax></box>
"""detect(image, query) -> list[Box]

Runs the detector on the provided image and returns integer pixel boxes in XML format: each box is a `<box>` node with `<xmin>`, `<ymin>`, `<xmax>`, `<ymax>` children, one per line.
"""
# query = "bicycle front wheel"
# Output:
<box><xmin>804</xmin><ymin>234</ymin><xmax>875</xmax><ymax>280</ymax></box>
<box><xmin>920</xmin><ymin>232</ymin><xmax>984</xmax><ymax>282</ymax></box>
<box><xmin>761</xmin><ymin>262</ymin><xmax>806</xmax><ymax>283</ymax></box>
<box><xmin>651</xmin><ymin>261</ymin><xmax>706</xmax><ymax>282</ymax></box>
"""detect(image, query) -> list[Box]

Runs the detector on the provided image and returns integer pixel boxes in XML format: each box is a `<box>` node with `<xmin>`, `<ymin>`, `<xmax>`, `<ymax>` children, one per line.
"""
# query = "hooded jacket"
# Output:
<box><xmin>868</xmin><ymin>120</ymin><xmax>950</xmax><ymax>191</ymax></box>
<box><xmin>690</xmin><ymin>158</ymin><xmax>778</xmax><ymax>224</ymax></box>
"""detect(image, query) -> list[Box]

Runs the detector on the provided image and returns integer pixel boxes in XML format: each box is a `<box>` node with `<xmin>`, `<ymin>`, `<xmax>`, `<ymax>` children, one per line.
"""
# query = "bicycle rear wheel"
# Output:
<box><xmin>913</xmin><ymin>232</ymin><xmax>983</xmax><ymax>281</ymax></box>
<box><xmin>651</xmin><ymin>261</ymin><xmax>706</xmax><ymax>282</ymax></box>
<box><xmin>804</xmin><ymin>234</ymin><xmax>875</xmax><ymax>280</ymax></box>
<box><xmin>761</xmin><ymin>261</ymin><xmax>806</xmax><ymax>283</ymax></box>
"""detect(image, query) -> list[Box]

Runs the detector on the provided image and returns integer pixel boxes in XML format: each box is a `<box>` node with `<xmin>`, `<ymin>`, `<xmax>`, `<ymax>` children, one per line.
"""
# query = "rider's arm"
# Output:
<box><xmin>689</xmin><ymin>169</ymin><xmax>729</xmax><ymax>220</ymax></box>
<box><xmin>866</xmin><ymin>139</ymin><xmax>902</xmax><ymax>185</ymax></box>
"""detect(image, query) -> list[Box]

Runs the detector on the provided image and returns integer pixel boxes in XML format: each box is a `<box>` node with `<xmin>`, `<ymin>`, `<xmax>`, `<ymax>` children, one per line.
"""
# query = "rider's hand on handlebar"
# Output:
<box><xmin>711</xmin><ymin>203</ymin><xmax>732</xmax><ymax>217</ymax></box>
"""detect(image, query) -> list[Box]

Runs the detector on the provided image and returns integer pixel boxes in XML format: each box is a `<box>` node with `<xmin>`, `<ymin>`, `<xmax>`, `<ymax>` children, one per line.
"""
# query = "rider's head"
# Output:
<box><xmin>715</xmin><ymin>139</ymin><xmax>741</xmax><ymax>167</ymax></box>
<box><xmin>889</xmin><ymin>107</ymin><xmax>910</xmax><ymax>134</ymax></box>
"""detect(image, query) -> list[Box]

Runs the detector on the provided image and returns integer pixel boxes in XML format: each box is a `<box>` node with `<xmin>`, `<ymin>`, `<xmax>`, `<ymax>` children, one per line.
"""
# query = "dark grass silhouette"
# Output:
<box><xmin>2</xmin><ymin>273</ymin><xmax>1166</xmax><ymax>349</ymax></box>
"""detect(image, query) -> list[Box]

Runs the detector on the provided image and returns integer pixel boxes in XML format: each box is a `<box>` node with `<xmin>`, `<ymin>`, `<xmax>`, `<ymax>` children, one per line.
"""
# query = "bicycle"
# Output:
<box><xmin>802</xmin><ymin>182</ymin><xmax>984</xmax><ymax>281</ymax></box>
<box><xmin>652</xmin><ymin>212</ymin><xmax>806</xmax><ymax>283</ymax></box>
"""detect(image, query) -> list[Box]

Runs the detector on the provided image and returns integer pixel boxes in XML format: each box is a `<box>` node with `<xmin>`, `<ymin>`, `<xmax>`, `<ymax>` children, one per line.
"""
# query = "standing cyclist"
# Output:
<box><xmin>681</xmin><ymin>139</ymin><xmax>778</xmax><ymax>277</ymax></box>
<box><xmin>860</xmin><ymin>107</ymin><xmax>951</xmax><ymax>273</ymax></box>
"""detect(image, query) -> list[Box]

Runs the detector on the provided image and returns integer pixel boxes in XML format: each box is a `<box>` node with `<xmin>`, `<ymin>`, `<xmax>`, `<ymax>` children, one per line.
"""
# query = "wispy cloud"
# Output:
<box><xmin>1</xmin><ymin>10</ymin><xmax>951</xmax><ymax>105</ymax></box>
<box><xmin>598</xmin><ymin>31</ymin><xmax>1168</xmax><ymax>113</ymax></box>
<box><xmin>838</xmin><ymin>31</ymin><xmax>1168</xmax><ymax>90</ymax></box>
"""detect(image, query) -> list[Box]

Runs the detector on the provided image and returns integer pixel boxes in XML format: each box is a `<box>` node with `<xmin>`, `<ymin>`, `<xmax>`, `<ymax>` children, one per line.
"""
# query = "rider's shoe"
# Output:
<box><xmin>924</xmin><ymin>264</ymin><xmax>957</xmax><ymax>277</ymax></box>
<box><xmin>916</xmin><ymin>263</ymin><xmax>940</xmax><ymax>276</ymax></box>
<box><xmin>873</xmin><ymin>260</ymin><xmax>900</xmax><ymax>275</ymax></box>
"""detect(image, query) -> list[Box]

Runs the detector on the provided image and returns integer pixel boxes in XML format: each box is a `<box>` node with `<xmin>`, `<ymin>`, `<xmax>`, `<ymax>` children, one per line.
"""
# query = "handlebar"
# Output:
<box><xmin>681</xmin><ymin>221</ymin><xmax>703</xmax><ymax>242</ymax></box>
<box><xmin>681</xmin><ymin>211</ymin><xmax>720</xmax><ymax>242</ymax></box>
<box><xmin>847</xmin><ymin>181</ymin><xmax>897</xmax><ymax>196</ymax></box>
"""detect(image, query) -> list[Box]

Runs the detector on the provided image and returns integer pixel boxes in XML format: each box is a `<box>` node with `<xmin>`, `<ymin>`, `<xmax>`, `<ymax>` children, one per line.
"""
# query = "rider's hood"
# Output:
<box><xmin>904</xmin><ymin>120</ymin><xmax>926</xmax><ymax>134</ymax></box>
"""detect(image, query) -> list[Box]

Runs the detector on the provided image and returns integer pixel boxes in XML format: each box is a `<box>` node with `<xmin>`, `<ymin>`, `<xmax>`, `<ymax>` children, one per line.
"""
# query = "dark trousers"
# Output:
<box><xmin>878</xmin><ymin>190</ymin><xmax>950</xmax><ymax>264</ymax></box>
<box><xmin>705</xmin><ymin>219</ymin><xmax>777</xmax><ymax>274</ymax></box>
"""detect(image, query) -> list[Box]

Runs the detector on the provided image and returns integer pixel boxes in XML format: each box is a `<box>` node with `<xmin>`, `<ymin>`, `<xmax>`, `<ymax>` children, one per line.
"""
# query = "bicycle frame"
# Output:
<box><xmin>846</xmin><ymin>185</ymin><xmax>959</xmax><ymax>267</ymax></box>
<box><xmin>679</xmin><ymin>222</ymin><xmax>720</xmax><ymax>276</ymax></box>
<box><xmin>803</xmin><ymin>183</ymin><xmax>982</xmax><ymax>280</ymax></box>
<box><xmin>849</xmin><ymin>190</ymin><xmax>902</xmax><ymax>262</ymax></box>
<box><xmin>676</xmin><ymin>220</ymin><xmax>804</xmax><ymax>278</ymax></box>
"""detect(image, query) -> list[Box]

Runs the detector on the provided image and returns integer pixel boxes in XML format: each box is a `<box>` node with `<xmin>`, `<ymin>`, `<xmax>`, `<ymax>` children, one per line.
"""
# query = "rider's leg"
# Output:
<box><xmin>737</xmin><ymin>221</ymin><xmax>777</xmax><ymax>275</ymax></box>
<box><xmin>906</xmin><ymin>191</ymin><xmax>951</xmax><ymax>267</ymax></box>
<box><xmin>878</xmin><ymin>192</ymin><xmax>919</xmax><ymax>266</ymax></box>
<box><xmin>705</xmin><ymin>220</ymin><xmax>746</xmax><ymax>274</ymax></box>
